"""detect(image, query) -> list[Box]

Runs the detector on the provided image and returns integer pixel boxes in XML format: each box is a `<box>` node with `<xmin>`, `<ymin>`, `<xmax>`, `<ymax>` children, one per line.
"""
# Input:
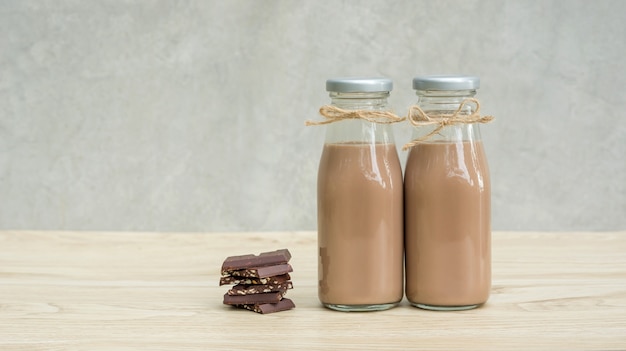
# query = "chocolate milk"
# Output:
<box><xmin>318</xmin><ymin>142</ymin><xmax>404</xmax><ymax>307</ymax></box>
<box><xmin>404</xmin><ymin>140</ymin><xmax>491</xmax><ymax>308</ymax></box>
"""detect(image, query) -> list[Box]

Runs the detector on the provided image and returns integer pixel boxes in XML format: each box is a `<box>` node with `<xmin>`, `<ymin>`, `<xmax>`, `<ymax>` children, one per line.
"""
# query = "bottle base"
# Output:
<box><xmin>323</xmin><ymin>302</ymin><xmax>397</xmax><ymax>312</ymax></box>
<box><xmin>411</xmin><ymin>302</ymin><xmax>481</xmax><ymax>311</ymax></box>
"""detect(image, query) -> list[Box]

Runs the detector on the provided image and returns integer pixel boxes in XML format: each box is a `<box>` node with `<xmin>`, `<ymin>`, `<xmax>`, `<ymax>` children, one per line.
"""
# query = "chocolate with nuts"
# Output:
<box><xmin>227</xmin><ymin>281</ymin><xmax>293</xmax><ymax>296</ymax></box>
<box><xmin>219</xmin><ymin>249</ymin><xmax>295</xmax><ymax>314</ymax></box>
<box><xmin>219</xmin><ymin>273</ymin><xmax>291</xmax><ymax>286</ymax></box>
<box><xmin>237</xmin><ymin>298</ymin><xmax>295</xmax><ymax>314</ymax></box>
<box><xmin>221</xmin><ymin>249</ymin><xmax>291</xmax><ymax>274</ymax></box>
<box><xmin>223</xmin><ymin>291</ymin><xmax>285</xmax><ymax>305</ymax></box>
<box><xmin>227</xmin><ymin>263</ymin><xmax>293</xmax><ymax>278</ymax></box>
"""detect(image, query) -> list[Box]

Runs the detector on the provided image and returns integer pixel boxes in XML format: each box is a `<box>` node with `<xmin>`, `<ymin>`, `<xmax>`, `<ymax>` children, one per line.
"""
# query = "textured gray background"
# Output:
<box><xmin>1</xmin><ymin>1</ymin><xmax>624</xmax><ymax>232</ymax></box>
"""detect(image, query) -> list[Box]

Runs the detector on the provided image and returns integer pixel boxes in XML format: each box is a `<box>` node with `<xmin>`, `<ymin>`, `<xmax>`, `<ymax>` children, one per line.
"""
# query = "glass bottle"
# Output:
<box><xmin>316</xmin><ymin>77</ymin><xmax>404</xmax><ymax>311</ymax></box>
<box><xmin>404</xmin><ymin>75</ymin><xmax>492</xmax><ymax>310</ymax></box>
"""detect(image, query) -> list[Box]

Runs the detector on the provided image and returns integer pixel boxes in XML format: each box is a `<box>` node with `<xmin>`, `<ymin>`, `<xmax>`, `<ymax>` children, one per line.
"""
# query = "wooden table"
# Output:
<box><xmin>1</xmin><ymin>231</ymin><xmax>625</xmax><ymax>350</ymax></box>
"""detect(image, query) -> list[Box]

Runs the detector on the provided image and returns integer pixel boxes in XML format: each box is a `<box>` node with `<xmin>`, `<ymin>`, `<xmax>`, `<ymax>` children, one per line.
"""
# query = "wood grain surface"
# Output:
<box><xmin>1</xmin><ymin>231</ymin><xmax>625</xmax><ymax>350</ymax></box>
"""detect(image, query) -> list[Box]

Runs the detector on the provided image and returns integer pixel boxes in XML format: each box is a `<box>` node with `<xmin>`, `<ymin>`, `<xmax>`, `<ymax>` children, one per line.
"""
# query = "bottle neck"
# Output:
<box><xmin>412</xmin><ymin>89</ymin><xmax>482</xmax><ymax>143</ymax></box>
<box><xmin>325</xmin><ymin>91</ymin><xmax>395</xmax><ymax>144</ymax></box>
<box><xmin>416</xmin><ymin>89</ymin><xmax>477</xmax><ymax>113</ymax></box>
<box><xmin>330</xmin><ymin>92</ymin><xmax>390</xmax><ymax>110</ymax></box>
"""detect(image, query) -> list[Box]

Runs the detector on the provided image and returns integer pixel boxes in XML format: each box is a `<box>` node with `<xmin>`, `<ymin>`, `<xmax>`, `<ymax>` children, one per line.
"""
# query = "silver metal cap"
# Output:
<box><xmin>412</xmin><ymin>75</ymin><xmax>480</xmax><ymax>90</ymax></box>
<box><xmin>326</xmin><ymin>77</ymin><xmax>393</xmax><ymax>93</ymax></box>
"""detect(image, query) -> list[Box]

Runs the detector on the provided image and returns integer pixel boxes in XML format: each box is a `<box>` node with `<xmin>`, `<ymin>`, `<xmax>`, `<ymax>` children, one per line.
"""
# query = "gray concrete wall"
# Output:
<box><xmin>1</xmin><ymin>0</ymin><xmax>624</xmax><ymax>231</ymax></box>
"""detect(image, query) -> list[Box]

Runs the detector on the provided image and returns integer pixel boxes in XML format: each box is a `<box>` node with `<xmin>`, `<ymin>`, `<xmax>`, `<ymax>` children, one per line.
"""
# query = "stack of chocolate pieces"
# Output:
<box><xmin>220</xmin><ymin>249</ymin><xmax>295</xmax><ymax>314</ymax></box>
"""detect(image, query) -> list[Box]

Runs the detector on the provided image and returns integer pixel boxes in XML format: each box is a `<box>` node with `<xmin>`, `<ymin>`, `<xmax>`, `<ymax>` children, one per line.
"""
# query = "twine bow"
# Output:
<box><xmin>402</xmin><ymin>98</ymin><xmax>494</xmax><ymax>150</ymax></box>
<box><xmin>305</xmin><ymin>105</ymin><xmax>405</xmax><ymax>126</ymax></box>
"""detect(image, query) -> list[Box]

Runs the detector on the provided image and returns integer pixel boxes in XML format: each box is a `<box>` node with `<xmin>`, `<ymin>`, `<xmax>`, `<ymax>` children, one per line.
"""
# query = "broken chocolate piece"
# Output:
<box><xmin>237</xmin><ymin>298</ymin><xmax>295</xmax><ymax>314</ymax></box>
<box><xmin>221</xmin><ymin>249</ymin><xmax>291</xmax><ymax>274</ymax></box>
<box><xmin>227</xmin><ymin>263</ymin><xmax>293</xmax><ymax>278</ymax></box>
<box><xmin>219</xmin><ymin>249</ymin><xmax>295</xmax><ymax>314</ymax></box>
<box><xmin>223</xmin><ymin>291</ymin><xmax>284</xmax><ymax>305</ymax></box>
<box><xmin>219</xmin><ymin>273</ymin><xmax>291</xmax><ymax>286</ymax></box>
<box><xmin>227</xmin><ymin>281</ymin><xmax>293</xmax><ymax>295</ymax></box>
